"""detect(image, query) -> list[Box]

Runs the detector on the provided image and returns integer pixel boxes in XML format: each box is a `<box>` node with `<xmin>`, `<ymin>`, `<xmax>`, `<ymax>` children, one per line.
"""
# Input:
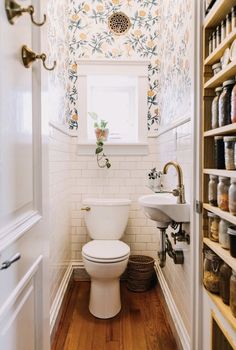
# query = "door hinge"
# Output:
<box><xmin>195</xmin><ymin>200</ymin><xmax>202</xmax><ymax>214</ymax></box>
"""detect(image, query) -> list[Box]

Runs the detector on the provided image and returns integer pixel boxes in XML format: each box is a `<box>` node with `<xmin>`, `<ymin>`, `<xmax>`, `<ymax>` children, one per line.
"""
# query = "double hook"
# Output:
<box><xmin>5</xmin><ymin>0</ymin><xmax>46</xmax><ymax>26</ymax></box>
<box><xmin>22</xmin><ymin>46</ymin><xmax>56</xmax><ymax>71</ymax></box>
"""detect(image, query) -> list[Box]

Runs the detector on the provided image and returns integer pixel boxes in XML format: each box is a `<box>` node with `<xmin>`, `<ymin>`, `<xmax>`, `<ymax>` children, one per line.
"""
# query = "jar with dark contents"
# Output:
<box><xmin>221</xmin><ymin>19</ymin><xmax>226</xmax><ymax>41</ymax></box>
<box><xmin>230</xmin><ymin>270</ymin><xmax>236</xmax><ymax>317</ymax></box>
<box><xmin>214</xmin><ymin>136</ymin><xmax>225</xmax><ymax>169</ymax></box>
<box><xmin>211</xmin><ymin>86</ymin><xmax>222</xmax><ymax>129</ymax></box>
<box><xmin>231</xmin><ymin>80</ymin><xmax>236</xmax><ymax>123</ymax></box>
<box><xmin>219</xmin><ymin>79</ymin><xmax>235</xmax><ymax>126</ymax></box>
<box><xmin>203</xmin><ymin>250</ymin><xmax>222</xmax><ymax>294</ymax></box>
<box><xmin>208</xmin><ymin>175</ymin><xmax>218</xmax><ymax>206</ymax></box>
<box><xmin>219</xmin><ymin>263</ymin><xmax>232</xmax><ymax>305</ymax></box>
<box><xmin>228</xmin><ymin>226</ymin><xmax>236</xmax><ymax>258</ymax></box>
<box><xmin>217</xmin><ymin>176</ymin><xmax>230</xmax><ymax>211</ymax></box>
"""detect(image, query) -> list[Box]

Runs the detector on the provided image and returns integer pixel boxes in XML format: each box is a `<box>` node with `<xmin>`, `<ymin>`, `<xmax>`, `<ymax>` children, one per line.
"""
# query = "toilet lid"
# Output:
<box><xmin>82</xmin><ymin>240</ymin><xmax>130</xmax><ymax>262</ymax></box>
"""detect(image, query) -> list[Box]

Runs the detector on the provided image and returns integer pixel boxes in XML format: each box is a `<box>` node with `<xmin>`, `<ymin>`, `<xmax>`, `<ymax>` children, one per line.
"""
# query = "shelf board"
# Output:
<box><xmin>204</xmin><ymin>238</ymin><xmax>236</xmax><ymax>270</ymax></box>
<box><xmin>204</xmin><ymin>0</ymin><xmax>236</xmax><ymax>29</ymax></box>
<box><xmin>204</xmin><ymin>29</ymin><xmax>236</xmax><ymax>66</ymax></box>
<box><xmin>203</xmin><ymin>169</ymin><xmax>236</xmax><ymax>177</ymax></box>
<box><xmin>204</xmin><ymin>123</ymin><xmax>236</xmax><ymax>137</ymax></box>
<box><xmin>204</xmin><ymin>59</ymin><xmax>236</xmax><ymax>89</ymax></box>
<box><xmin>203</xmin><ymin>203</ymin><xmax>236</xmax><ymax>226</ymax></box>
<box><xmin>206</xmin><ymin>290</ymin><xmax>236</xmax><ymax>331</ymax></box>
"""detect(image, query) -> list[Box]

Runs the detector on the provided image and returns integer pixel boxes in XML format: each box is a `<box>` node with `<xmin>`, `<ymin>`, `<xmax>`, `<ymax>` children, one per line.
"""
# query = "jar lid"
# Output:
<box><xmin>223</xmin><ymin>136</ymin><xmax>236</xmax><ymax>141</ymax></box>
<box><xmin>219</xmin><ymin>176</ymin><xmax>230</xmax><ymax>180</ymax></box>
<box><xmin>215</xmin><ymin>86</ymin><xmax>223</xmax><ymax>92</ymax></box>
<box><xmin>210</xmin><ymin>174</ymin><xmax>218</xmax><ymax>179</ymax></box>
<box><xmin>205</xmin><ymin>250</ymin><xmax>221</xmax><ymax>261</ymax></box>
<box><xmin>214</xmin><ymin>136</ymin><xmax>223</xmax><ymax>140</ymax></box>
<box><xmin>228</xmin><ymin>226</ymin><xmax>236</xmax><ymax>235</ymax></box>
<box><xmin>212</xmin><ymin>62</ymin><xmax>221</xmax><ymax>69</ymax></box>
<box><xmin>230</xmin><ymin>177</ymin><xmax>236</xmax><ymax>183</ymax></box>
<box><xmin>223</xmin><ymin>79</ymin><xmax>235</xmax><ymax>87</ymax></box>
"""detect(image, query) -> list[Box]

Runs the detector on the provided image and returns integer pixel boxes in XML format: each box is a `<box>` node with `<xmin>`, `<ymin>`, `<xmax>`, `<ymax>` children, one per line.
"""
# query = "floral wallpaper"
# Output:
<box><xmin>158</xmin><ymin>0</ymin><xmax>192</xmax><ymax>126</ymax></box>
<box><xmin>67</xmin><ymin>0</ymin><xmax>161</xmax><ymax>134</ymax></box>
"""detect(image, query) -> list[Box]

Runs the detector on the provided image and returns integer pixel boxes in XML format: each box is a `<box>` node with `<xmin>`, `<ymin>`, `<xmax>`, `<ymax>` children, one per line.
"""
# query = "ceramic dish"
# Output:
<box><xmin>230</xmin><ymin>39</ymin><xmax>236</xmax><ymax>62</ymax></box>
<box><xmin>221</xmin><ymin>47</ymin><xmax>230</xmax><ymax>68</ymax></box>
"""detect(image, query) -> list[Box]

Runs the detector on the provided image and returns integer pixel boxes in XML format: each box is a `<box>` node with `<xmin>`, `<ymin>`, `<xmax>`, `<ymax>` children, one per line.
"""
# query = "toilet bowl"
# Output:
<box><xmin>82</xmin><ymin>198</ymin><xmax>131</xmax><ymax>319</ymax></box>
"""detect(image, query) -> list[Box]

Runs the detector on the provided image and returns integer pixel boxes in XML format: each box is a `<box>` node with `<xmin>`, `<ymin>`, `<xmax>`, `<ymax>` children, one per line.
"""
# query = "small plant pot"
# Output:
<box><xmin>148</xmin><ymin>178</ymin><xmax>162</xmax><ymax>191</ymax></box>
<box><xmin>95</xmin><ymin>128</ymin><xmax>109</xmax><ymax>141</ymax></box>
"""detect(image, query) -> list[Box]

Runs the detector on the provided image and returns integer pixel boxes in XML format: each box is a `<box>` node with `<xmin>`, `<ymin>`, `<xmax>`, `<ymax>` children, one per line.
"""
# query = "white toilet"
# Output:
<box><xmin>82</xmin><ymin>198</ymin><xmax>131</xmax><ymax>319</ymax></box>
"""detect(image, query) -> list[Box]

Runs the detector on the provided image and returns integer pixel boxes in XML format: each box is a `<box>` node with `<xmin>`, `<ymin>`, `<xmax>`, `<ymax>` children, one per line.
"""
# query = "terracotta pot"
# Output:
<box><xmin>95</xmin><ymin>128</ymin><xmax>109</xmax><ymax>141</ymax></box>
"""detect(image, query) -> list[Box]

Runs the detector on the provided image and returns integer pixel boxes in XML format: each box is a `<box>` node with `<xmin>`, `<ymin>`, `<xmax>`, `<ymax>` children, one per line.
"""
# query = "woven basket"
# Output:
<box><xmin>126</xmin><ymin>255</ymin><xmax>156</xmax><ymax>292</ymax></box>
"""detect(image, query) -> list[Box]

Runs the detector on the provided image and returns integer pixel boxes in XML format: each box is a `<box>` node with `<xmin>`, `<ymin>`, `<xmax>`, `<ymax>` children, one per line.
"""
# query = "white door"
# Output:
<box><xmin>0</xmin><ymin>1</ymin><xmax>50</xmax><ymax>349</ymax></box>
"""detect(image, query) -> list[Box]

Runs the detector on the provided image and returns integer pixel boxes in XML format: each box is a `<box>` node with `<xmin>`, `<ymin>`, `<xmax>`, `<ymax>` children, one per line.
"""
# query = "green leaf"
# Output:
<box><xmin>95</xmin><ymin>147</ymin><xmax>103</xmax><ymax>154</ymax></box>
<box><xmin>88</xmin><ymin>112</ymin><xmax>98</xmax><ymax>120</ymax></box>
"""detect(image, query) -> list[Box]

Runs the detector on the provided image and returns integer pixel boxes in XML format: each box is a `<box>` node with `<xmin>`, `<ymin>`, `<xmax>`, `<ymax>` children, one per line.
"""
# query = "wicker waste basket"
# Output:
<box><xmin>126</xmin><ymin>255</ymin><xmax>156</xmax><ymax>292</ymax></box>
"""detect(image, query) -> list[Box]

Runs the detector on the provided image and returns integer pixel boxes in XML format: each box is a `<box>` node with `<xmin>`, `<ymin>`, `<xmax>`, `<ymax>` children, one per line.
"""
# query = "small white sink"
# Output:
<box><xmin>139</xmin><ymin>193</ymin><xmax>190</xmax><ymax>228</ymax></box>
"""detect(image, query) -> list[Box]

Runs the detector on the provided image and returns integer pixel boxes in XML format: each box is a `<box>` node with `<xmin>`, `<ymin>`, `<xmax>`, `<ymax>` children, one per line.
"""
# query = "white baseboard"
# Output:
<box><xmin>50</xmin><ymin>260</ymin><xmax>83</xmax><ymax>334</ymax></box>
<box><xmin>154</xmin><ymin>262</ymin><xmax>190</xmax><ymax>350</ymax></box>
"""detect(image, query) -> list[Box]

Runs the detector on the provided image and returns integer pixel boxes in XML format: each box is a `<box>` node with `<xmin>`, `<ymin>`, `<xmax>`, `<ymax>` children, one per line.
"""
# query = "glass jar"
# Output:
<box><xmin>208</xmin><ymin>175</ymin><xmax>218</xmax><ymax>206</ymax></box>
<box><xmin>226</xmin><ymin>13</ymin><xmax>232</xmax><ymax>36</ymax></box>
<box><xmin>216</xmin><ymin>25</ymin><xmax>221</xmax><ymax>46</ymax></box>
<box><xmin>224</xmin><ymin>136</ymin><xmax>236</xmax><ymax>170</ymax></box>
<box><xmin>221</xmin><ymin>20</ymin><xmax>226</xmax><ymax>41</ymax></box>
<box><xmin>208</xmin><ymin>212</ymin><xmax>220</xmax><ymax>241</ymax></box>
<box><xmin>208</xmin><ymin>34</ymin><xmax>212</xmax><ymax>55</ymax></box>
<box><xmin>231</xmin><ymin>80</ymin><xmax>236</xmax><ymax>123</ymax></box>
<box><xmin>217</xmin><ymin>176</ymin><xmax>230</xmax><ymax>211</ymax></box>
<box><xmin>212</xmin><ymin>86</ymin><xmax>223</xmax><ymax>128</ymax></box>
<box><xmin>203</xmin><ymin>250</ymin><xmax>222</xmax><ymax>293</ymax></box>
<box><xmin>228</xmin><ymin>226</ymin><xmax>236</xmax><ymax>258</ymax></box>
<box><xmin>212</xmin><ymin>62</ymin><xmax>221</xmax><ymax>75</ymax></box>
<box><xmin>219</xmin><ymin>79</ymin><xmax>235</xmax><ymax>126</ymax></box>
<box><xmin>230</xmin><ymin>270</ymin><xmax>236</xmax><ymax>317</ymax></box>
<box><xmin>219</xmin><ymin>219</ymin><xmax>230</xmax><ymax>249</ymax></box>
<box><xmin>219</xmin><ymin>263</ymin><xmax>232</xmax><ymax>304</ymax></box>
<box><xmin>212</xmin><ymin>31</ymin><xmax>216</xmax><ymax>51</ymax></box>
<box><xmin>232</xmin><ymin>6</ymin><xmax>236</xmax><ymax>30</ymax></box>
<box><xmin>229</xmin><ymin>178</ymin><xmax>236</xmax><ymax>215</ymax></box>
<box><xmin>214</xmin><ymin>136</ymin><xmax>225</xmax><ymax>169</ymax></box>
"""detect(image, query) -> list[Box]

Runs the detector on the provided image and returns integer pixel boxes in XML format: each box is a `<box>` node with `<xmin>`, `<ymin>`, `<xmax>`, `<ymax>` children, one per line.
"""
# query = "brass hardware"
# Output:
<box><xmin>5</xmin><ymin>0</ymin><xmax>46</xmax><ymax>26</ymax></box>
<box><xmin>21</xmin><ymin>45</ymin><xmax>56</xmax><ymax>71</ymax></box>
<box><xmin>163</xmin><ymin>161</ymin><xmax>186</xmax><ymax>204</ymax></box>
<box><xmin>81</xmin><ymin>207</ymin><xmax>91</xmax><ymax>212</ymax></box>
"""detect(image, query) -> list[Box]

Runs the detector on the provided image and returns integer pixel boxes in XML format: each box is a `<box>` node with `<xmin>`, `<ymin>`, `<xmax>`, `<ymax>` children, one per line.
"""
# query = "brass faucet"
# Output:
<box><xmin>162</xmin><ymin>161</ymin><xmax>186</xmax><ymax>204</ymax></box>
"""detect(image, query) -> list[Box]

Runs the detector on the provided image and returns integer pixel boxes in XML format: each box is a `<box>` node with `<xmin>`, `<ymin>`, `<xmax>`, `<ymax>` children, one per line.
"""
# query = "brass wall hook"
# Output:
<box><xmin>21</xmin><ymin>45</ymin><xmax>56</xmax><ymax>71</ymax></box>
<box><xmin>5</xmin><ymin>0</ymin><xmax>46</xmax><ymax>26</ymax></box>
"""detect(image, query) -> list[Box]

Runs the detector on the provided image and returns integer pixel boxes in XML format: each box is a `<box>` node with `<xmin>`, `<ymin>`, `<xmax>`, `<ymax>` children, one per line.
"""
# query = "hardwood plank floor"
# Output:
<box><xmin>52</xmin><ymin>282</ymin><xmax>178</xmax><ymax>350</ymax></box>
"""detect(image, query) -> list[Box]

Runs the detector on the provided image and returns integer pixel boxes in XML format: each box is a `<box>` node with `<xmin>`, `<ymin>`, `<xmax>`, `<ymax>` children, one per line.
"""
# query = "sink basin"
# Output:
<box><xmin>139</xmin><ymin>193</ymin><xmax>190</xmax><ymax>228</ymax></box>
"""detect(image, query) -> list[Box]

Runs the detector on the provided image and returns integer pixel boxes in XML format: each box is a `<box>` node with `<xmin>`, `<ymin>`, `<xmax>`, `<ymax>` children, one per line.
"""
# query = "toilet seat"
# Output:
<box><xmin>82</xmin><ymin>240</ymin><xmax>130</xmax><ymax>263</ymax></box>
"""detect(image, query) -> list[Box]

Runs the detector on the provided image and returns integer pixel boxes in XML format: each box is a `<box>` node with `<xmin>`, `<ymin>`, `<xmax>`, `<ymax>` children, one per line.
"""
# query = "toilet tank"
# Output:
<box><xmin>82</xmin><ymin>198</ymin><xmax>131</xmax><ymax>239</ymax></box>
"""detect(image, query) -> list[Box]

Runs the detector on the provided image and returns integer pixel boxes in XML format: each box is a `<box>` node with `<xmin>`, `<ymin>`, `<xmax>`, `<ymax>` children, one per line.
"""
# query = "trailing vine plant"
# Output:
<box><xmin>89</xmin><ymin>112</ymin><xmax>111</xmax><ymax>169</ymax></box>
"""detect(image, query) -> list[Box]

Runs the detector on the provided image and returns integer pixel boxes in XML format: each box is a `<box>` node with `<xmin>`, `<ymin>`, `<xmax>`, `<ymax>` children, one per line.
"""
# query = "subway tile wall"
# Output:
<box><xmin>49</xmin><ymin>127</ymin><xmax>71</xmax><ymax>307</ymax></box>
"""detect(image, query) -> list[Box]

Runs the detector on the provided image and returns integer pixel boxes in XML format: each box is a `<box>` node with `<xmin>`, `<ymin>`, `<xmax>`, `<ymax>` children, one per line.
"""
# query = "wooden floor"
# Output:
<box><xmin>52</xmin><ymin>282</ymin><xmax>178</xmax><ymax>350</ymax></box>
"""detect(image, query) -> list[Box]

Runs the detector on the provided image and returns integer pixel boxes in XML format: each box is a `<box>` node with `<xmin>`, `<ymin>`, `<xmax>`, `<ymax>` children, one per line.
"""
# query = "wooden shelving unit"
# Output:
<box><xmin>202</xmin><ymin>0</ymin><xmax>236</xmax><ymax>333</ymax></box>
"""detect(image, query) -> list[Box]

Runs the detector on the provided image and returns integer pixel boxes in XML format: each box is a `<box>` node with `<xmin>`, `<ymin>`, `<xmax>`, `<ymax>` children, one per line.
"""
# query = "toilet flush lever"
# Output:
<box><xmin>81</xmin><ymin>207</ymin><xmax>91</xmax><ymax>211</ymax></box>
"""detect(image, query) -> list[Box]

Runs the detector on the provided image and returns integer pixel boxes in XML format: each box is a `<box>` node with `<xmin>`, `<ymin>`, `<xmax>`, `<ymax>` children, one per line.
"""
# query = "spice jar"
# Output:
<box><xmin>226</xmin><ymin>13</ymin><xmax>232</xmax><ymax>36</ymax></box>
<box><xmin>232</xmin><ymin>6</ymin><xmax>236</xmax><ymax>30</ymax></box>
<box><xmin>229</xmin><ymin>178</ymin><xmax>236</xmax><ymax>215</ymax></box>
<box><xmin>211</xmin><ymin>86</ymin><xmax>222</xmax><ymax>129</ymax></box>
<box><xmin>203</xmin><ymin>250</ymin><xmax>222</xmax><ymax>293</ymax></box>
<box><xmin>224</xmin><ymin>136</ymin><xmax>236</xmax><ymax>170</ymax></box>
<box><xmin>219</xmin><ymin>219</ymin><xmax>230</xmax><ymax>249</ymax></box>
<box><xmin>214</xmin><ymin>136</ymin><xmax>225</xmax><ymax>169</ymax></box>
<box><xmin>231</xmin><ymin>80</ymin><xmax>236</xmax><ymax>123</ymax></box>
<box><xmin>208</xmin><ymin>175</ymin><xmax>218</xmax><ymax>206</ymax></box>
<box><xmin>219</xmin><ymin>79</ymin><xmax>235</xmax><ymax>127</ymax></box>
<box><xmin>217</xmin><ymin>176</ymin><xmax>230</xmax><ymax>211</ymax></box>
<box><xmin>221</xmin><ymin>20</ymin><xmax>226</xmax><ymax>41</ymax></box>
<box><xmin>212</xmin><ymin>62</ymin><xmax>221</xmax><ymax>75</ymax></box>
<box><xmin>228</xmin><ymin>226</ymin><xmax>236</xmax><ymax>258</ymax></box>
<box><xmin>219</xmin><ymin>263</ymin><xmax>232</xmax><ymax>304</ymax></box>
<box><xmin>230</xmin><ymin>270</ymin><xmax>236</xmax><ymax>317</ymax></box>
<box><xmin>208</xmin><ymin>212</ymin><xmax>220</xmax><ymax>241</ymax></box>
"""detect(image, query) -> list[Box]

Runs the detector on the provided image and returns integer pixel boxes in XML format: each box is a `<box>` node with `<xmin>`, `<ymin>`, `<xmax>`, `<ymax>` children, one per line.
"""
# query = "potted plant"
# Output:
<box><xmin>88</xmin><ymin>112</ymin><xmax>111</xmax><ymax>169</ymax></box>
<box><xmin>148</xmin><ymin>168</ymin><xmax>163</xmax><ymax>191</ymax></box>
